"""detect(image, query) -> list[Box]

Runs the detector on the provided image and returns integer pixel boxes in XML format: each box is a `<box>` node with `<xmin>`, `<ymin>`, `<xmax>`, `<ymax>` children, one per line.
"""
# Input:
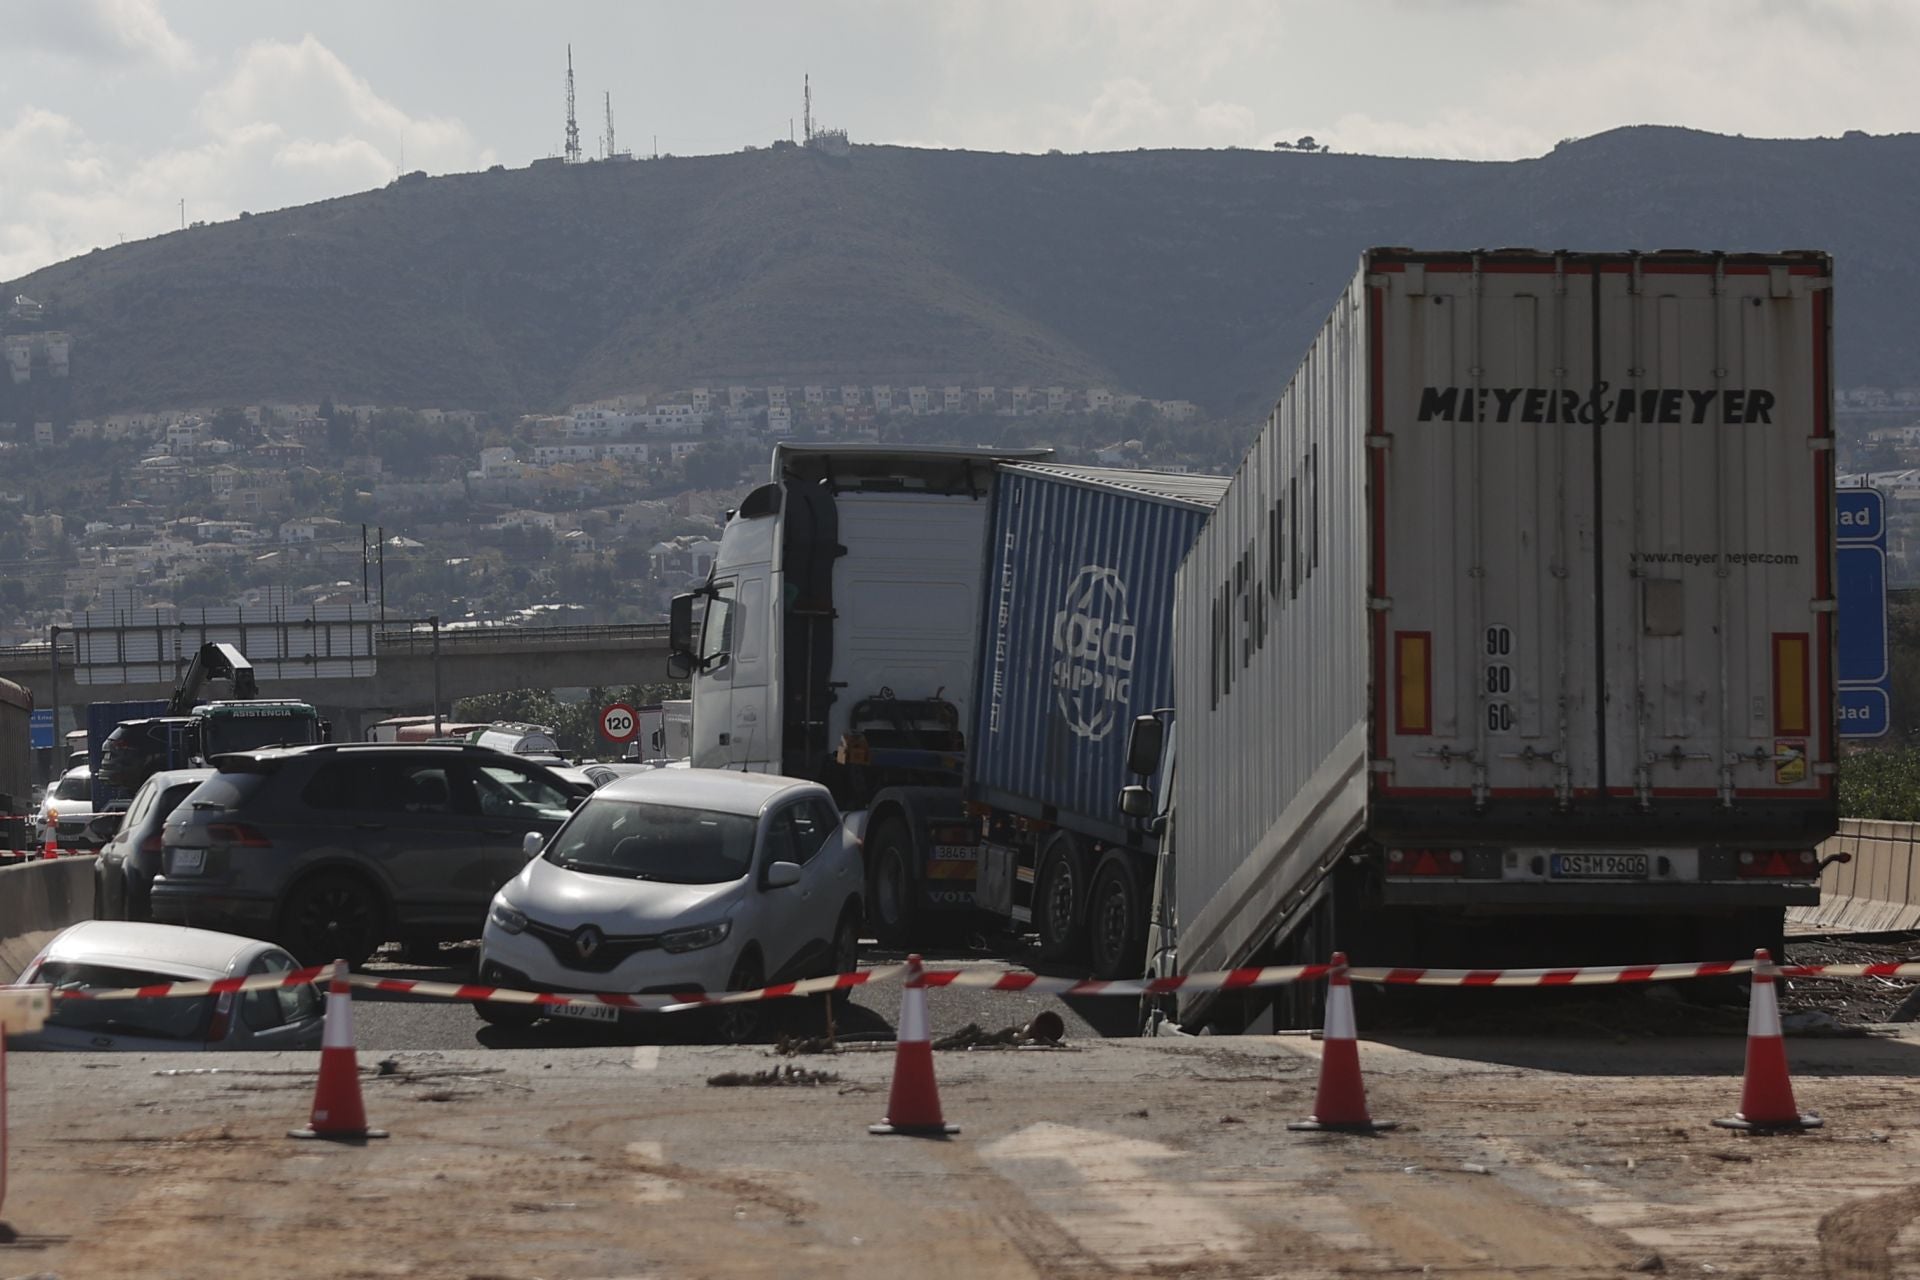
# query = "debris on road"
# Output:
<box><xmin>707</xmin><ymin>1065</ymin><xmax>842</xmax><ymax>1087</ymax></box>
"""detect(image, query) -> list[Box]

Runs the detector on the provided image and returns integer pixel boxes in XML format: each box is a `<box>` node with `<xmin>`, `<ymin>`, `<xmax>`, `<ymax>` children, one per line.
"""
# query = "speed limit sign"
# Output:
<box><xmin>598</xmin><ymin>702</ymin><xmax>639</xmax><ymax>744</ymax></box>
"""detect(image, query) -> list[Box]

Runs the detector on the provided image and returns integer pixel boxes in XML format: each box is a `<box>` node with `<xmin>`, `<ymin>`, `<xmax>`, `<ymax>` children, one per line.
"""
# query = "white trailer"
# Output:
<box><xmin>1124</xmin><ymin>248</ymin><xmax>1840</xmax><ymax>1031</ymax></box>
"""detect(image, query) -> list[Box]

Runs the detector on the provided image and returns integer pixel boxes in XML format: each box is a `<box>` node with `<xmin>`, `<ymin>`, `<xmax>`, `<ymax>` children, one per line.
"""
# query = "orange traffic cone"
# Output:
<box><xmin>1289</xmin><ymin>952</ymin><xmax>1396</xmax><ymax>1133</ymax></box>
<box><xmin>1713</xmin><ymin>949</ymin><xmax>1821</xmax><ymax>1133</ymax></box>
<box><xmin>869</xmin><ymin>954</ymin><xmax>959</xmax><ymax>1137</ymax></box>
<box><xmin>290</xmin><ymin>960</ymin><xmax>388</xmax><ymax>1141</ymax></box>
<box><xmin>39</xmin><ymin>821</ymin><xmax>57</xmax><ymax>860</ymax></box>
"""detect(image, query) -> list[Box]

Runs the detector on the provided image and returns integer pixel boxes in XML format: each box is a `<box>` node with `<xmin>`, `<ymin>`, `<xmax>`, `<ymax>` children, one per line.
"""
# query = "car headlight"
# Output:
<box><xmin>489</xmin><ymin>901</ymin><xmax>528</xmax><ymax>935</ymax></box>
<box><xmin>660</xmin><ymin>920</ymin><xmax>731</xmax><ymax>953</ymax></box>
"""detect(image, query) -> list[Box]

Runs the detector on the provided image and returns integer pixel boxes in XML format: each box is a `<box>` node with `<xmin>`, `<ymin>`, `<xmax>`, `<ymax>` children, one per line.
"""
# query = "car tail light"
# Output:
<box><xmin>207</xmin><ymin>822</ymin><xmax>272</xmax><ymax>848</ymax></box>
<box><xmin>140</xmin><ymin>833</ymin><xmax>164</xmax><ymax>856</ymax></box>
<box><xmin>1388</xmin><ymin>848</ymin><xmax>1465</xmax><ymax>876</ymax></box>
<box><xmin>1737</xmin><ymin>849</ymin><xmax>1820</xmax><ymax>878</ymax></box>
<box><xmin>206</xmin><ymin>991</ymin><xmax>234</xmax><ymax>1044</ymax></box>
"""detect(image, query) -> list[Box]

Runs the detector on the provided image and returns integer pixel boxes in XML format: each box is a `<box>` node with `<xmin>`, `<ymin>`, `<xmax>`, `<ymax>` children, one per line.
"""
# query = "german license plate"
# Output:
<box><xmin>1551</xmin><ymin>853</ymin><xmax>1648</xmax><ymax>879</ymax></box>
<box><xmin>549</xmin><ymin>1000</ymin><xmax>619</xmax><ymax>1023</ymax></box>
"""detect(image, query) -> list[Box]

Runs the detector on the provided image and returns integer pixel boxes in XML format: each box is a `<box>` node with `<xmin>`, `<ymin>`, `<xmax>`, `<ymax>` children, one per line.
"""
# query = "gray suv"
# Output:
<box><xmin>152</xmin><ymin>744</ymin><xmax>582</xmax><ymax>966</ymax></box>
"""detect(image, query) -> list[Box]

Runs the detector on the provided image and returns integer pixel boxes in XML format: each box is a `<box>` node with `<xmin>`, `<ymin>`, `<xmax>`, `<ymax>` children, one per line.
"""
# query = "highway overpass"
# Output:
<box><xmin>0</xmin><ymin>623</ymin><xmax>674</xmax><ymax>741</ymax></box>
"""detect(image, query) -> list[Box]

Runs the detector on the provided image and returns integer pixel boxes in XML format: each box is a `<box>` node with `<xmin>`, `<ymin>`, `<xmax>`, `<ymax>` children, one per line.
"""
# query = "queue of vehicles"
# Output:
<box><xmin>13</xmin><ymin>245</ymin><xmax>1850</xmax><ymax>1045</ymax></box>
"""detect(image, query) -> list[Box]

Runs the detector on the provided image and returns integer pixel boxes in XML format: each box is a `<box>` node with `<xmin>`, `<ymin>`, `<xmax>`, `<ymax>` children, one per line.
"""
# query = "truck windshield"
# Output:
<box><xmin>204</xmin><ymin>717</ymin><xmax>318</xmax><ymax>754</ymax></box>
<box><xmin>545</xmin><ymin>799</ymin><xmax>756</xmax><ymax>884</ymax></box>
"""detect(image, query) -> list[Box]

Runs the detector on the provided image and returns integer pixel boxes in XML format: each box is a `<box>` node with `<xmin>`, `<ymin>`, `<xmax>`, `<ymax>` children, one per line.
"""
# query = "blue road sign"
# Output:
<box><xmin>29</xmin><ymin>708</ymin><xmax>52</xmax><ymax>750</ymax></box>
<box><xmin>1836</xmin><ymin>487</ymin><xmax>1890</xmax><ymax>739</ymax></box>
<box><xmin>1839</xmin><ymin>687</ymin><xmax>1891</xmax><ymax>738</ymax></box>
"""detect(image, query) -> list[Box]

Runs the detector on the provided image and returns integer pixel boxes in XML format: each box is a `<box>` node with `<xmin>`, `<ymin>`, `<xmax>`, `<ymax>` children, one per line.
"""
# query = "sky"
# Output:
<box><xmin>4</xmin><ymin>0</ymin><xmax>1918</xmax><ymax>281</ymax></box>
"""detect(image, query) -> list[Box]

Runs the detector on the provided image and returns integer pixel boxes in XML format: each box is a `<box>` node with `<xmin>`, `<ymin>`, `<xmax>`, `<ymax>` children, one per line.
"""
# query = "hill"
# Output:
<box><xmin>6</xmin><ymin>126</ymin><xmax>1920</xmax><ymax>420</ymax></box>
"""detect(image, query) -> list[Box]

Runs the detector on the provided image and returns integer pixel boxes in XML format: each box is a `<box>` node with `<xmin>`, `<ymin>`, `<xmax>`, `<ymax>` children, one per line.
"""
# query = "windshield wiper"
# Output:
<box><xmin>557</xmin><ymin>859</ymin><xmax>658</xmax><ymax>880</ymax></box>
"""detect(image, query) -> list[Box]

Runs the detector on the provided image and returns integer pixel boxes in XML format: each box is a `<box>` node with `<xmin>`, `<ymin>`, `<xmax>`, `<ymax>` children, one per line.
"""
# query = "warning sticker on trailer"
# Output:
<box><xmin>1775</xmin><ymin>740</ymin><xmax>1807</xmax><ymax>785</ymax></box>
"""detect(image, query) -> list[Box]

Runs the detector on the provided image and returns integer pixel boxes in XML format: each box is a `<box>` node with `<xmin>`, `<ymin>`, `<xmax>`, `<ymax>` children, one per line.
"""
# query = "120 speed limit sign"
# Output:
<box><xmin>598</xmin><ymin>702</ymin><xmax>640</xmax><ymax>743</ymax></box>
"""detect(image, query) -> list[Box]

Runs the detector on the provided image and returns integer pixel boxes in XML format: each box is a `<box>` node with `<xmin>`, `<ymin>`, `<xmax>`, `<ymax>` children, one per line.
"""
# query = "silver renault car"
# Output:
<box><xmin>476</xmin><ymin>769</ymin><xmax>864</xmax><ymax>1035</ymax></box>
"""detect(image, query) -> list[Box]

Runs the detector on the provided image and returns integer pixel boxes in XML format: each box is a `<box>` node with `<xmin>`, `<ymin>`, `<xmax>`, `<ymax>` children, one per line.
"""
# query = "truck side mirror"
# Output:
<box><xmin>1119</xmin><ymin>784</ymin><xmax>1157</xmax><ymax>820</ymax></box>
<box><xmin>1125</xmin><ymin>715</ymin><xmax>1164</xmax><ymax>777</ymax></box>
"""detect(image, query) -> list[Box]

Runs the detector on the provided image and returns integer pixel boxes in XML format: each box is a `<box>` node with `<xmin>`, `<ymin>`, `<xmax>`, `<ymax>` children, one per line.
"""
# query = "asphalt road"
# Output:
<box><xmin>352</xmin><ymin>936</ymin><xmax>1142</xmax><ymax>1051</ymax></box>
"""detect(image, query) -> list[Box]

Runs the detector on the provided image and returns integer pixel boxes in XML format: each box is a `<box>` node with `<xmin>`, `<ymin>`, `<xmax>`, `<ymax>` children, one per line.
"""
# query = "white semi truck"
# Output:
<box><xmin>1121</xmin><ymin>248</ymin><xmax>1843</xmax><ymax>1031</ymax></box>
<box><xmin>669</xmin><ymin>445</ymin><xmax>1224</xmax><ymax>975</ymax></box>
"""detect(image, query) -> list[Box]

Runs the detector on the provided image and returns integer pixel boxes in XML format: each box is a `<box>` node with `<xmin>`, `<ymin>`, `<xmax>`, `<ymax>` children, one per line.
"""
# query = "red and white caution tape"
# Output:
<box><xmin>1779</xmin><ymin>963</ymin><xmax>1920</xmax><ymax>979</ymax></box>
<box><xmin>17</xmin><ymin>956</ymin><xmax>1920</xmax><ymax>1013</ymax></box>
<box><xmin>1345</xmin><ymin>960</ymin><xmax>1756</xmax><ymax>987</ymax></box>
<box><xmin>347</xmin><ymin>965</ymin><xmax>906</xmax><ymax>1012</ymax></box>
<box><xmin>916</xmin><ymin>962</ymin><xmax>1333</xmax><ymax>998</ymax></box>
<box><xmin>39</xmin><ymin>964</ymin><xmax>330</xmax><ymax>1002</ymax></box>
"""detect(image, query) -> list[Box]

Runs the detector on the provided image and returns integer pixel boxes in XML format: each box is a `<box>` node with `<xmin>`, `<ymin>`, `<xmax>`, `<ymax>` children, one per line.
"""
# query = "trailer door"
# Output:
<box><xmin>1374</xmin><ymin>252</ymin><xmax>1833</xmax><ymax>823</ymax></box>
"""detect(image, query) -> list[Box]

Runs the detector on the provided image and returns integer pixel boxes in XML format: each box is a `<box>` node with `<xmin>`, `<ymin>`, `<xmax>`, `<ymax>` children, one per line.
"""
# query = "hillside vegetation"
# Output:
<box><xmin>7</xmin><ymin>126</ymin><xmax>1919</xmax><ymax>417</ymax></box>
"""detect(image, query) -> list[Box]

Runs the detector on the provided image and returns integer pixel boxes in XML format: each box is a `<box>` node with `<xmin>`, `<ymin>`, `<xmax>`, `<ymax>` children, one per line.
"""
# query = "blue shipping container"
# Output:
<box><xmin>969</xmin><ymin>465</ymin><xmax>1227</xmax><ymax>843</ymax></box>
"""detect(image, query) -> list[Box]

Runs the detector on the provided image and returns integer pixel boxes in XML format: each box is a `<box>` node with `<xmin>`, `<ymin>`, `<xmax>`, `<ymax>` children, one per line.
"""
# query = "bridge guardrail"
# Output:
<box><xmin>0</xmin><ymin>623</ymin><xmax>670</xmax><ymax>667</ymax></box>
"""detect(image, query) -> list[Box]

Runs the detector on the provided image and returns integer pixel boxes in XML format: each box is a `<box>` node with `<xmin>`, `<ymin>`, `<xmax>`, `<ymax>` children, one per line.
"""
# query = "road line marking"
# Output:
<box><xmin>631</xmin><ymin>1045</ymin><xmax>660</xmax><ymax>1071</ymax></box>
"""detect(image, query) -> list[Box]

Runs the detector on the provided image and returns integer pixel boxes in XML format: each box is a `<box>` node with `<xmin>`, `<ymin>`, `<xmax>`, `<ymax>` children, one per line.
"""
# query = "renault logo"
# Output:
<box><xmin>572</xmin><ymin>925</ymin><xmax>605</xmax><ymax>962</ymax></box>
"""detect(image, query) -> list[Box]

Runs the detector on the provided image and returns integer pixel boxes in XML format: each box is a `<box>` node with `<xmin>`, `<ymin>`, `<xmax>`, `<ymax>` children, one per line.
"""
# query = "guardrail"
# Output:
<box><xmin>371</xmin><ymin>623</ymin><xmax>670</xmax><ymax>653</ymax></box>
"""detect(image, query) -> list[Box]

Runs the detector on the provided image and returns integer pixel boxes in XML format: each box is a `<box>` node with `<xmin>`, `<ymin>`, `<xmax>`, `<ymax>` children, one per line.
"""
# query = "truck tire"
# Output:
<box><xmin>866</xmin><ymin>815</ymin><xmax>918</xmax><ymax>947</ymax></box>
<box><xmin>1087</xmin><ymin>851</ymin><xmax>1145</xmax><ymax>980</ymax></box>
<box><xmin>1035</xmin><ymin>833</ymin><xmax>1090</xmax><ymax>962</ymax></box>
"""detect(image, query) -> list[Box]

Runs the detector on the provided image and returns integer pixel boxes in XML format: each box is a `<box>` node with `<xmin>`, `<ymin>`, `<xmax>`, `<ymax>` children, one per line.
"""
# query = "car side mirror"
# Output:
<box><xmin>667</xmin><ymin>650</ymin><xmax>694</xmax><ymax>680</ymax></box>
<box><xmin>669</xmin><ymin>592</ymin><xmax>696</xmax><ymax>656</ymax></box>
<box><xmin>1125</xmin><ymin>715</ymin><xmax>1164</xmax><ymax>777</ymax></box>
<box><xmin>763</xmin><ymin>860</ymin><xmax>802</xmax><ymax>890</ymax></box>
<box><xmin>522</xmin><ymin>831</ymin><xmax>544</xmax><ymax>859</ymax></box>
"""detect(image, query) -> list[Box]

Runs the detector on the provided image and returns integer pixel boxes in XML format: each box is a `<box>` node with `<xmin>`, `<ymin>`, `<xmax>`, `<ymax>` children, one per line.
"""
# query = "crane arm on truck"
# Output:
<box><xmin>167</xmin><ymin>643</ymin><xmax>258</xmax><ymax>714</ymax></box>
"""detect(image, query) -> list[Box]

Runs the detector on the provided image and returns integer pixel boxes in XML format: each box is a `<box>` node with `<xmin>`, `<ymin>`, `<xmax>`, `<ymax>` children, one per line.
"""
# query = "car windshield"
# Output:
<box><xmin>545</xmin><ymin>799</ymin><xmax>757</xmax><ymax>884</ymax></box>
<box><xmin>39</xmin><ymin>961</ymin><xmax>216</xmax><ymax>1042</ymax></box>
<box><xmin>53</xmin><ymin>776</ymin><xmax>92</xmax><ymax>802</ymax></box>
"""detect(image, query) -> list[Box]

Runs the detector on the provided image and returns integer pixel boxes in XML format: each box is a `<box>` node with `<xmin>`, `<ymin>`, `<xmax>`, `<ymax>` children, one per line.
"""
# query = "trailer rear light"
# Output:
<box><xmin>1737</xmin><ymin>849</ymin><xmax>1820</xmax><ymax>878</ymax></box>
<box><xmin>1772</xmin><ymin>633</ymin><xmax>1810</xmax><ymax>736</ymax></box>
<box><xmin>1395</xmin><ymin>632</ymin><xmax>1432</xmax><ymax>736</ymax></box>
<box><xmin>1388</xmin><ymin>848</ymin><xmax>1465</xmax><ymax>876</ymax></box>
<box><xmin>207</xmin><ymin>822</ymin><xmax>273</xmax><ymax>848</ymax></box>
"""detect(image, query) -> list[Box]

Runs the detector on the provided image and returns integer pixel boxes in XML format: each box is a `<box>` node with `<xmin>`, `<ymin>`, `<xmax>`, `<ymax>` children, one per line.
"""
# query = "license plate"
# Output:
<box><xmin>549</xmin><ymin>1000</ymin><xmax>620</xmax><ymax>1023</ymax></box>
<box><xmin>930</xmin><ymin>844</ymin><xmax>975</xmax><ymax>861</ymax></box>
<box><xmin>1551</xmin><ymin>853</ymin><xmax>1648</xmax><ymax>879</ymax></box>
<box><xmin>170</xmin><ymin>849</ymin><xmax>205</xmax><ymax>874</ymax></box>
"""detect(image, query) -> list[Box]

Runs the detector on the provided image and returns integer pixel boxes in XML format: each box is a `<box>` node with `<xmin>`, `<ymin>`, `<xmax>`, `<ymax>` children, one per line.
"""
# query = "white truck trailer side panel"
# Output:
<box><xmin>1170</xmin><ymin>267</ymin><xmax>1372</xmax><ymax>978</ymax></box>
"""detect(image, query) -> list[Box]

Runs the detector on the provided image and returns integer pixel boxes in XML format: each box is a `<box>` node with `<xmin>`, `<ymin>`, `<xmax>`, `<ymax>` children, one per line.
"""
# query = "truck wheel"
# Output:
<box><xmin>1035</xmin><ymin>834</ymin><xmax>1089</xmax><ymax>962</ymax></box>
<box><xmin>1087</xmin><ymin>851</ymin><xmax>1145</xmax><ymax>980</ymax></box>
<box><xmin>866</xmin><ymin>816</ymin><xmax>918</xmax><ymax>947</ymax></box>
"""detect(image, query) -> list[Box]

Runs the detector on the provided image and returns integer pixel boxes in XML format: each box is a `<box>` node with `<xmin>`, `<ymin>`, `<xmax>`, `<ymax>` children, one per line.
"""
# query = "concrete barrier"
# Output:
<box><xmin>1791</xmin><ymin>820</ymin><xmax>1920</xmax><ymax>934</ymax></box>
<box><xmin>0</xmin><ymin>856</ymin><xmax>97</xmax><ymax>981</ymax></box>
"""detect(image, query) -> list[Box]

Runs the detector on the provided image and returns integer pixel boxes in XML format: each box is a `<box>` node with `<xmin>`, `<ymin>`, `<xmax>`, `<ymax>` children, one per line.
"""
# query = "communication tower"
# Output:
<box><xmin>804</xmin><ymin>73</ymin><xmax>812</xmax><ymax>144</ymax></box>
<box><xmin>564</xmin><ymin>45</ymin><xmax>582</xmax><ymax>164</ymax></box>
<box><xmin>603</xmin><ymin>92</ymin><xmax>616</xmax><ymax>160</ymax></box>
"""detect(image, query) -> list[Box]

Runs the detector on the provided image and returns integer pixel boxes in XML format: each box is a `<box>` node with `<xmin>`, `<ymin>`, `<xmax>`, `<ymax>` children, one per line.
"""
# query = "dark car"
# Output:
<box><xmin>95</xmin><ymin>767</ymin><xmax>215</xmax><ymax>921</ymax></box>
<box><xmin>151</xmin><ymin>743</ymin><xmax>583</xmax><ymax>966</ymax></box>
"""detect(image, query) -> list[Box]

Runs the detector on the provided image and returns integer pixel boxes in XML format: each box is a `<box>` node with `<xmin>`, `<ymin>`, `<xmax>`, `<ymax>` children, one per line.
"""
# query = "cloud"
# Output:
<box><xmin>14</xmin><ymin>0</ymin><xmax>195</xmax><ymax>70</ymax></box>
<box><xmin>1</xmin><ymin>35</ymin><xmax>494</xmax><ymax>279</ymax></box>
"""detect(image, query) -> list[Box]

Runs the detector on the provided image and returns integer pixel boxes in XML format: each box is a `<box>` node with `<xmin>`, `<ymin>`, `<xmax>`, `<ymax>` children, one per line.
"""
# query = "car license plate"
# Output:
<box><xmin>1551</xmin><ymin>853</ymin><xmax>1648</xmax><ymax>879</ymax></box>
<box><xmin>171</xmin><ymin>849</ymin><xmax>205</xmax><ymax>874</ymax></box>
<box><xmin>549</xmin><ymin>1000</ymin><xmax>619</xmax><ymax>1023</ymax></box>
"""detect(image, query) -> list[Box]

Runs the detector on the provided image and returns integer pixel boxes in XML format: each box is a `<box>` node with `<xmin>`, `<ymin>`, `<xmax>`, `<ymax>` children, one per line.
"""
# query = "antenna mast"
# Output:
<box><xmin>603</xmin><ymin>91</ymin><xmax>615</xmax><ymax>160</ymax></box>
<box><xmin>564</xmin><ymin>45</ymin><xmax>582</xmax><ymax>164</ymax></box>
<box><xmin>803</xmin><ymin>73</ymin><xmax>812</xmax><ymax>144</ymax></box>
